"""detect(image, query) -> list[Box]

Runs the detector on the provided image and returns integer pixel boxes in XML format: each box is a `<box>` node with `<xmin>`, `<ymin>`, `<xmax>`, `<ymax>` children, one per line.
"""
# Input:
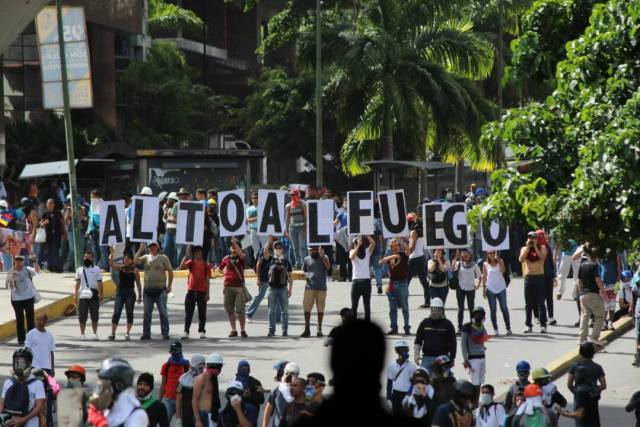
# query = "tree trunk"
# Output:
<box><xmin>455</xmin><ymin>160</ymin><xmax>464</xmax><ymax>193</ymax></box>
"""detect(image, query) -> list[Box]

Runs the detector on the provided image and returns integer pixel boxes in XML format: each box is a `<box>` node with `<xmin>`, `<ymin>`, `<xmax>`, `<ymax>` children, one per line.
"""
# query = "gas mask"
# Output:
<box><xmin>12</xmin><ymin>357</ymin><xmax>31</xmax><ymax>379</ymax></box>
<box><xmin>89</xmin><ymin>379</ymin><xmax>114</xmax><ymax>410</ymax></box>
<box><xmin>430</xmin><ymin>307</ymin><xmax>445</xmax><ymax>320</ymax></box>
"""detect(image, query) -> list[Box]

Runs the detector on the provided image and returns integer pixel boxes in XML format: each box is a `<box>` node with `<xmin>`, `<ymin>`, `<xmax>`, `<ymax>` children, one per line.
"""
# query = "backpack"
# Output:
<box><xmin>4</xmin><ymin>377</ymin><xmax>38</xmax><ymax>416</ymax></box>
<box><xmin>268</xmin><ymin>258</ymin><xmax>289</xmax><ymax>288</ymax></box>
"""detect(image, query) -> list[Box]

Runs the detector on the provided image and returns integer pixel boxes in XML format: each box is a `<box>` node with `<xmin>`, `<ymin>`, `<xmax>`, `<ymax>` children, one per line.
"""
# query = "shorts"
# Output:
<box><xmin>223</xmin><ymin>286</ymin><xmax>246</xmax><ymax>314</ymax></box>
<box><xmin>600</xmin><ymin>287</ymin><xmax>617</xmax><ymax>311</ymax></box>
<box><xmin>78</xmin><ymin>292</ymin><xmax>99</xmax><ymax>324</ymax></box>
<box><xmin>303</xmin><ymin>289</ymin><xmax>327</xmax><ymax>312</ymax></box>
<box><xmin>468</xmin><ymin>358</ymin><xmax>486</xmax><ymax>386</ymax></box>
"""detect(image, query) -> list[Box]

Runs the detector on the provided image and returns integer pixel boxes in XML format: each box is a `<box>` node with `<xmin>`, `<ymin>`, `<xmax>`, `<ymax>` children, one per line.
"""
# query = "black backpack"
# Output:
<box><xmin>268</xmin><ymin>258</ymin><xmax>289</xmax><ymax>288</ymax></box>
<box><xmin>4</xmin><ymin>377</ymin><xmax>38</xmax><ymax>416</ymax></box>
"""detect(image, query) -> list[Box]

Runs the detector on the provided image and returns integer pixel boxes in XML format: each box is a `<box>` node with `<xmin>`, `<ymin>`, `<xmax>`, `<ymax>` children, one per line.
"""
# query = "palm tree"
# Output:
<box><xmin>298</xmin><ymin>0</ymin><xmax>496</xmax><ymax>176</ymax></box>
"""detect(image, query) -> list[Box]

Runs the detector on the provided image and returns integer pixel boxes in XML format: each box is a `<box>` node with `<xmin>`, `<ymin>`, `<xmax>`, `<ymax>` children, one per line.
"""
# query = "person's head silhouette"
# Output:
<box><xmin>330</xmin><ymin>319</ymin><xmax>385</xmax><ymax>397</ymax></box>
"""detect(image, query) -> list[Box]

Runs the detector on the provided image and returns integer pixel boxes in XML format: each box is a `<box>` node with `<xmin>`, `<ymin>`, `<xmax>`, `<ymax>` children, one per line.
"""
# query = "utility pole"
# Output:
<box><xmin>496</xmin><ymin>0</ymin><xmax>504</xmax><ymax>167</ymax></box>
<box><xmin>56</xmin><ymin>0</ymin><xmax>82</xmax><ymax>270</ymax></box>
<box><xmin>315</xmin><ymin>0</ymin><xmax>323</xmax><ymax>188</ymax></box>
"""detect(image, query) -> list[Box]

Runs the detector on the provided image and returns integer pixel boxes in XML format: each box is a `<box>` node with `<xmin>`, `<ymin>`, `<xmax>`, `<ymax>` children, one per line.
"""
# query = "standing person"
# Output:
<box><xmin>86</xmin><ymin>190</ymin><xmax>109</xmax><ymax>270</ymax></box>
<box><xmin>246</xmin><ymin>237</ymin><xmax>277</xmax><ymax>322</ymax></box>
<box><xmin>519</xmin><ymin>231</ymin><xmax>548</xmax><ymax>334</ymax></box>
<box><xmin>135</xmin><ymin>242</ymin><xmax>173</xmax><ymax>340</ymax></box>
<box><xmin>509</xmin><ymin>384</ymin><xmax>557</xmax><ymax>427</ymax></box>
<box><xmin>536</xmin><ymin>230</ymin><xmax>558</xmax><ymax>325</ymax></box>
<box><xmin>279</xmin><ymin>377</ymin><xmax>311</xmax><ymax>427</ymax></box>
<box><xmin>179</xmin><ymin>246</ymin><xmax>212</xmax><ymax>339</ymax></box>
<box><xmin>192</xmin><ymin>353</ymin><xmax>224</xmax><ymax>427</ymax></box>
<box><xmin>567</xmin><ymin>342</ymin><xmax>606</xmax><ymax>397</ymax></box>
<box><xmin>246</xmin><ymin>192</ymin><xmax>262</xmax><ymax>262</ymax></box>
<box><xmin>482</xmin><ymin>250</ymin><xmax>512</xmax><ymax>336</ymax></box>
<box><xmin>108</xmin><ymin>249</ymin><xmax>142</xmax><ymax>341</ymax></box>
<box><xmin>379</xmin><ymin>238</ymin><xmax>411</xmax><ymax>335</ymax></box>
<box><xmin>159</xmin><ymin>342</ymin><xmax>190</xmax><ymax>422</ymax></box>
<box><xmin>559</xmin><ymin>365</ymin><xmax>601</xmax><ymax>427</ymax></box>
<box><xmin>235</xmin><ymin>360</ymin><xmax>265</xmax><ymax>411</ymax></box>
<box><xmin>39</xmin><ymin>198</ymin><xmax>65</xmax><ymax>272</ymax></box>
<box><xmin>428</xmin><ymin>249</ymin><xmax>450</xmax><ymax>304</ymax></box>
<box><xmin>0</xmin><ymin>348</ymin><xmax>46</xmax><ymax>427</ymax></box>
<box><xmin>577</xmin><ymin>246</ymin><xmax>606</xmax><ymax>346</ymax></box>
<box><xmin>163</xmin><ymin>193</ymin><xmax>178</xmax><ymax>268</ymax></box>
<box><xmin>461</xmin><ymin>306</ymin><xmax>490</xmax><ymax>403</ymax></box>
<box><xmin>413</xmin><ymin>298</ymin><xmax>457</xmax><ymax>372</ymax></box>
<box><xmin>349</xmin><ymin>235</ymin><xmax>376</xmax><ymax>321</ymax></box>
<box><xmin>305</xmin><ymin>372</ymin><xmax>326</xmax><ymax>409</ymax></box>
<box><xmin>401</xmin><ymin>368</ymin><xmax>436</xmax><ymax>425</ymax></box>
<box><xmin>301</xmin><ymin>246</ymin><xmax>330</xmax><ymax>337</ymax></box>
<box><xmin>475</xmin><ymin>384</ymin><xmax>506</xmax><ymax>427</ymax></box>
<box><xmin>25</xmin><ymin>314</ymin><xmax>55</xmax><ymax>376</ymax></box>
<box><xmin>284</xmin><ymin>189</ymin><xmax>307</xmax><ymax>269</ymax></box>
<box><xmin>176</xmin><ymin>354</ymin><xmax>205</xmax><ymax>427</ymax></box>
<box><xmin>386</xmin><ymin>340</ymin><xmax>417</xmax><ymax>415</ymax></box>
<box><xmin>219</xmin><ymin>380</ymin><xmax>259</xmax><ymax>427</ymax></box>
<box><xmin>453</xmin><ymin>248</ymin><xmax>481</xmax><ymax>335</ymax></box>
<box><xmin>136</xmin><ymin>373</ymin><xmax>170</xmax><ymax>427</ymax></box>
<box><xmin>625</xmin><ymin>390</ymin><xmax>640</xmax><ymax>426</ymax></box>
<box><xmin>599</xmin><ymin>249</ymin><xmax>620</xmax><ymax>330</ymax></box>
<box><xmin>555</xmin><ymin>238</ymin><xmax>580</xmax><ymax>300</ymax></box>
<box><xmin>333</xmin><ymin>198</ymin><xmax>349</xmax><ymax>281</ymax></box>
<box><xmin>431</xmin><ymin>380</ymin><xmax>475</xmax><ymax>427</ymax></box>
<box><xmin>504</xmin><ymin>361</ymin><xmax>531</xmax><ymax>414</ymax></box>
<box><xmin>7</xmin><ymin>254</ymin><xmax>39</xmax><ymax>345</ymax></box>
<box><xmin>265</xmin><ymin>240</ymin><xmax>293</xmax><ymax>337</ymax></box>
<box><xmin>218</xmin><ymin>238</ymin><xmax>249</xmax><ymax>338</ymax></box>
<box><xmin>407</xmin><ymin>211</ymin><xmax>430</xmax><ymax>308</ymax></box>
<box><xmin>262</xmin><ymin>362</ymin><xmax>299</xmax><ymax>427</ymax></box>
<box><xmin>370</xmin><ymin>204</ymin><xmax>384</xmax><ymax>294</ymax></box>
<box><xmin>74</xmin><ymin>250</ymin><xmax>103</xmax><ymax>341</ymax></box>
<box><xmin>175</xmin><ymin>188</ymin><xmax>191</xmax><ymax>263</ymax></box>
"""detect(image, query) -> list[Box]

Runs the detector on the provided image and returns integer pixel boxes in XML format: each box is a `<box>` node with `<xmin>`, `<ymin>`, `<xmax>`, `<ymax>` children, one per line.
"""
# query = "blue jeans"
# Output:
<box><xmin>370</xmin><ymin>253</ymin><xmax>383</xmax><ymax>287</ymax></box>
<box><xmin>162</xmin><ymin>398</ymin><xmax>176</xmax><ymax>421</ymax></box>
<box><xmin>429</xmin><ymin>286</ymin><xmax>449</xmax><ymax>305</ymax></box>
<box><xmin>487</xmin><ymin>289</ymin><xmax>511</xmax><ymax>330</ymax></box>
<box><xmin>246</xmin><ymin>282</ymin><xmax>268</xmax><ymax>318</ymax></box>
<box><xmin>420</xmin><ymin>355</ymin><xmax>437</xmax><ymax>374</ymax></box>
<box><xmin>268</xmin><ymin>287</ymin><xmax>289</xmax><ymax>333</ymax></box>
<box><xmin>163</xmin><ymin>231</ymin><xmax>176</xmax><ymax>268</ymax></box>
<box><xmin>288</xmin><ymin>225</ymin><xmax>306</xmax><ymax>267</ymax></box>
<box><xmin>388</xmin><ymin>281</ymin><xmax>410</xmax><ymax>332</ymax></box>
<box><xmin>142</xmin><ymin>289</ymin><xmax>169</xmax><ymax>337</ymax></box>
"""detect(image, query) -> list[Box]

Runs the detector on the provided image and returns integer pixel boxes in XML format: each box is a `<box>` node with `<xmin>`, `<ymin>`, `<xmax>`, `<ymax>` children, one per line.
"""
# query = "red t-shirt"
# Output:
<box><xmin>218</xmin><ymin>256</ymin><xmax>244</xmax><ymax>287</ymax></box>
<box><xmin>160</xmin><ymin>361</ymin><xmax>189</xmax><ymax>399</ymax></box>
<box><xmin>185</xmin><ymin>259</ymin><xmax>211</xmax><ymax>292</ymax></box>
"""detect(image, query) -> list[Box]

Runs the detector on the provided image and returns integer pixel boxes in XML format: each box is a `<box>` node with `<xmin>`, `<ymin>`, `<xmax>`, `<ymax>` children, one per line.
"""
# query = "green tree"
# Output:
<box><xmin>121</xmin><ymin>42</ymin><xmax>235</xmax><ymax>148</ymax></box>
<box><xmin>148</xmin><ymin>0</ymin><xmax>203</xmax><ymax>34</ymax></box>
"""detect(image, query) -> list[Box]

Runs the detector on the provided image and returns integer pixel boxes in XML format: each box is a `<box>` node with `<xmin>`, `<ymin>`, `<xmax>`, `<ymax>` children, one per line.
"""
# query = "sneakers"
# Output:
<box><xmin>267</xmin><ymin>331</ymin><xmax>275</xmax><ymax>337</ymax></box>
<box><xmin>419</xmin><ymin>303</ymin><xmax>430</xmax><ymax>309</ymax></box>
<box><xmin>282</xmin><ymin>331</ymin><xmax>288</xmax><ymax>337</ymax></box>
<box><xmin>456</xmin><ymin>329</ymin><xmax>462</xmax><ymax>336</ymax></box>
<box><xmin>124</xmin><ymin>333</ymin><xmax>130</xmax><ymax>341</ymax></box>
<box><xmin>493</xmin><ymin>328</ymin><xmax>500</xmax><ymax>336</ymax></box>
<box><xmin>556</xmin><ymin>294</ymin><xmax>562</xmax><ymax>300</ymax></box>
<box><xmin>523</xmin><ymin>327</ymin><xmax>533</xmax><ymax>334</ymax></box>
<box><xmin>108</xmin><ymin>335</ymin><xmax>115</xmax><ymax>341</ymax></box>
<box><xmin>387</xmin><ymin>329</ymin><xmax>398</xmax><ymax>336</ymax></box>
<box><xmin>182</xmin><ymin>332</ymin><xmax>190</xmax><ymax>340</ymax></box>
<box><xmin>548</xmin><ymin>318</ymin><xmax>557</xmax><ymax>326</ymax></box>
<box><xmin>80</xmin><ymin>334</ymin><xmax>86</xmax><ymax>341</ymax></box>
<box><xmin>608</xmin><ymin>320</ymin><xmax>615</xmax><ymax>330</ymax></box>
<box><xmin>574</xmin><ymin>321</ymin><xmax>581</xmax><ymax>327</ymax></box>
<box><xmin>317</xmin><ymin>330</ymin><xmax>324</xmax><ymax>338</ymax></box>
<box><xmin>633</xmin><ymin>353</ymin><xmax>640</xmax><ymax>367</ymax></box>
<box><xmin>140</xmin><ymin>335</ymin><xmax>151</xmax><ymax>340</ymax></box>
<box><xmin>403</xmin><ymin>328</ymin><xmax>411</xmax><ymax>336</ymax></box>
<box><xmin>540</xmin><ymin>326</ymin><xmax>547</xmax><ymax>334</ymax></box>
<box><xmin>199</xmin><ymin>332</ymin><xmax>206</xmax><ymax>339</ymax></box>
<box><xmin>241</xmin><ymin>331</ymin><xmax>248</xmax><ymax>338</ymax></box>
<box><xmin>506</xmin><ymin>329</ymin><xmax>513</xmax><ymax>336</ymax></box>
<box><xmin>300</xmin><ymin>329</ymin><xmax>311</xmax><ymax>338</ymax></box>
<box><xmin>534</xmin><ymin>318</ymin><xmax>541</xmax><ymax>326</ymax></box>
<box><xmin>377</xmin><ymin>286</ymin><xmax>383</xmax><ymax>295</ymax></box>
<box><xmin>92</xmin><ymin>334</ymin><xmax>99</xmax><ymax>341</ymax></box>
<box><xmin>229</xmin><ymin>331</ymin><xmax>238</xmax><ymax>338</ymax></box>
<box><xmin>162</xmin><ymin>335</ymin><xmax>170</xmax><ymax>340</ymax></box>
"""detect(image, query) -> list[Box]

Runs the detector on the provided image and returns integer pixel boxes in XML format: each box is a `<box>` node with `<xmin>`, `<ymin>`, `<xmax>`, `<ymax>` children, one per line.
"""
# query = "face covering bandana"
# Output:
<box><xmin>192</xmin><ymin>364</ymin><xmax>205</xmax><ymax>376</ymax></box>
<box><xmin>305</xmin><ymin>386</ymin><xmax>315</xmax><ymax>399</ymax></box>
<box><xmin>518</xmin><ymin>373</ymin><xmax>529</xmax><ymax>384</ymax></box>
<box><xmin>310</xmin><ymin>252</ymin><xmax>320</xmax><ymax>259</ymax></box>
<box><xmin>83</xmin><ymin>259</ymin><xmax>93</xmax><ymax>267</ymax></box>
<box><xmin>89</xmin><ymin>379</ymin><xmax>114</xmax><ymax>410</ymax></box>
<box><xmin>206</xmin><ymin>367</ymin><xmax>221</xmax><ymax>376</ymax></box>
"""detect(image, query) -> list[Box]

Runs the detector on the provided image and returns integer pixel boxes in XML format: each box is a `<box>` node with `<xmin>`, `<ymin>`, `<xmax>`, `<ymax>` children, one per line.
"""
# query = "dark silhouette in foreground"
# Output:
<box><xmin>293</xmin><ymin>319</ymin><xmax>420</xmax><ymax>427</ymax></box>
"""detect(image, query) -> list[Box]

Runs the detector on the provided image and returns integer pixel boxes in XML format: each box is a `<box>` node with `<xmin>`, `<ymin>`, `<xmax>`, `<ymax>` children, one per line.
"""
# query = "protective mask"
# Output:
<box><xmin>398</xmin><ymin>351</ymin><xmax>409</xmax><ymax>361</ymax></box>
<box><xmin>83</xmin><ymin>259</ymin><xmax>93</xmax><ymax>267</ymax></box>
<box><xmin>170</xmin><ymin>351</ymin><xmax>183</xmax><ymax>360</ymax></box>
<box><xmin>206</xmin><ymin>368</ymin><xmax>221</xmax><ymax>376</ymax></box>
<box><xmin>517</xmin><ymin>373</ymin><xmax>529</xmax><ymax>383</ymax></box>
<box><xmin>89</xmin><ymin>380</ymin><xmax>114</xmax><ymax>410</ymax></box>
<box><xmin>67</xmin><ymin>379</ymin><xmax>83</xmax><ymax>389</ymax></box>
<box><xmin>193</xmin><ymin>364</ymin><xmax>205</xmax><ymax>375</ymax></box>
<box><xmin>305</xmin><ymin>386</ymin><xmax>315</xmax><ymax>399</ymax></box>
<box><xmin>12</xmin><ymin>358</ymin><xmax>30</xmax><ymax>378</ymax></box>
<box><xmin>430</xmin><ymin>308</ymin><xmax>444</xmax><ymax>320</ymax></box>
<box><xmin>275</xmin><ymin>249</ymin><xmax>284</xmax><ymax>258</ymax></box>
<box><xmin>310</xmin><ymin>252</ymin><xmax>320</xmax><ymax>259</ymax></box>
<box><xmin>473</xmin><ymin>316</ymin><xmax>484</xmax><ymax>324</ymax></box>
<box><xmin>479</xmin><ymin>393</ymin><xmax>493</xmax><ymax>406</ymax></box>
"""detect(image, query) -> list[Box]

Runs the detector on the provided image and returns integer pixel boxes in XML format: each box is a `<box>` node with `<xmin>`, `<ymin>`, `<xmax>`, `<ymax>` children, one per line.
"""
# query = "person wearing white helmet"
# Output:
<box><xmin>193</xmin><ymin>353</ymin><xmax>223</xmax><ymax>427</ymax></box>
<box><xmin>414</xmin><ymin>298</ymin><xmax>456</xmax><ymax>373</ymax></box>
<box><xmin>262</xmin><ymin>362</ymin><xmax>300</xmax><ymax>427</ymax></box>
<box><xmin>386</xmin><ymin>340</ymin><xmax>417</xmax><ymax>415</ymax></box>
<box><xmin>140</xmin><ymin>187</ymin><xmax>153</xmax><ymax>196</ymax></box>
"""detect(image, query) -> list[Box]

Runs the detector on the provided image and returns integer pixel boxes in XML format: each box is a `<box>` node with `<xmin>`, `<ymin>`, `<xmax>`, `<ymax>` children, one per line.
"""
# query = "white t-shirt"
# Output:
<box><xmin>1</xmin><ymin>375</ymin><xmax>46</xmax><ymax>427</ymax></box>
<box><xmin>409</xmin><ymin>237</ymin><xmax>425</xmax><ymax>259</ymax></box>
<box><xmin>386</xmin><ymin>360</ymin><xmax>417</xmax><ymax>393</ymax></box>
<box><xmin>351</xmin><ymin>249</ymin><xmax>372</xmax><ymax>280</ymax></box>
<box><xmin>455</xmin><ymin>261</ymin><xmax>482</xmax><ymax>291</ymax></box>
<box><xmin>75</xmin><ymin>265</ymin><xmax>102</xmax><ymax>289</ymax></box>
<box><xmin>475</xmin><ymin>403</ymin><xmax>506</xmax><ymax>427</ymax></box>
<box><xmin>485</xmin><ymin>262</ymin><xmax>506</xmax><ymax>294</ymax></box>
<box><xmin>25</xmin><ymin>329</ymin><xmax>56</xmax><ymax>370</ymax></box>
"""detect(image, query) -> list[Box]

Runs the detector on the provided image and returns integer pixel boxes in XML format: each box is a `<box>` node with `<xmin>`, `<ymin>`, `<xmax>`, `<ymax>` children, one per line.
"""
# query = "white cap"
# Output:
<box><xmin>140</xmin><ymin>186</ymin><xmax>153</xmax><ymax>196</ymax></box>
<box><xmin>227</xmin><ymin>380</ymin><xmax>244</xmax><ymax>391</ymax></box>
<box><xmin>0</xmin><ymin>200</ymin><xmax>8</xmax><ymax>209</ymax></box>
<box><xmin>430</xmin><ymin>297</ymin><xmax>444</xmax><ymax>308</ymax></box>
<box><xmin>394</xmin><ymin>340</ymin><xmax>409</xmax><ymax>349</ymax></box>
<box><xmin>206</xmin><ymin>353</ymin><xmax>224</xmax><ymax>365</ymax></box>
<box><xmin>167</xmin><ymin>192</ymin><xmax>178</xmax><ymax>201</ymax></box>
<box><xmin>284</xmin><ymin>362</ymin><xmax>300</xmax><ymax>375</ymax></box>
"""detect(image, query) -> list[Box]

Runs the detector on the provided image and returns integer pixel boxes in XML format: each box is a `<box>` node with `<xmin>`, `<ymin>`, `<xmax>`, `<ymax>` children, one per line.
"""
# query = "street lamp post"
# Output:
<box><xmin>315</xmin><ymin>0</ymin><xmax>323</xmax><ymax>188</ymax></box>
<box><xmin>55</xmin><ymin>0</ymin><xmax>82</xmax><ymax>270</ymax></box>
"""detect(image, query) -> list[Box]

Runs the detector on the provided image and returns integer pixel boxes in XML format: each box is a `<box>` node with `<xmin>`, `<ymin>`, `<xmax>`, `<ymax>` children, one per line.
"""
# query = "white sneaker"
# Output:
<box><xmin>124</xmin><ymin>333</ymin><xmax>130</xmax><ymax>341</ymax></box>
<box><xmin>540</xmin><ymin>326</ymin><xmax>548</xmax><ymax>334</ymax></box>
<box><xmin>92</xmin><ymin>334</ymin><xmax>99</xmax><ymax>341</ymax></box>
<box><xmin>493</xmin><ymin>328</ymin><xmax>500</xmax><ymax>336</ymax></box>
<box><xmin>80</xmin><ymin>334</ymin><xmax>86</xmax><ymax>341</ymax></box>
<box><xmin>534</xmin><ymin>318</ymin><xmax>541</xmax><ymax>325</ymax></box>
<box><xmin>199</xmin><ymin>332</ymin><xmax>206</xmax><ymax>339</ymax></box>
<box><xmin>523</xmin><ymin>327</ymin><xmax>533</xmax><ymax>334</ymax></box>
<box><xmin>181</xmin><ymin>332</ymin><xmax>190</xmax><ymax>340</ymax></box>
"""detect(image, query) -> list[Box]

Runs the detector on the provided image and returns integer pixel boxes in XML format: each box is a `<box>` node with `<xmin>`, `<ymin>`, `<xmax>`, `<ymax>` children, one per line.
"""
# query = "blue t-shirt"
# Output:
<box><xmin>600</xmin><ymin>258</ymin><xmax>618</xmax><ymax>285</ymax></box>
<box><xmin>246</xmin><ymin>205</ymin><xmax>258</xmax><ymax>231</ymax></box>
<box><xmin>336</xmin><ymin>211</ymin><xmax>348</xmax><ymax>228</ymax></box>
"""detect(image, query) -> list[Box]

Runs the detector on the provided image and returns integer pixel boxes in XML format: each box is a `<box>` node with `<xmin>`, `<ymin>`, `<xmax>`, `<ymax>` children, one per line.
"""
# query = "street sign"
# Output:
<box><xmin>35</xmin><ymin>6</ymin><xmax>93</xmax><ymax>109</ymax></box>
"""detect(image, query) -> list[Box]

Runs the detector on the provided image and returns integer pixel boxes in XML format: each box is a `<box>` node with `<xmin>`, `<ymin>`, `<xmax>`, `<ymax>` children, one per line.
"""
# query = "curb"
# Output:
<box><xmin>0</xmin><ymin>268</ymin><xmax>306</xmax><ymax>342</ymax></box>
